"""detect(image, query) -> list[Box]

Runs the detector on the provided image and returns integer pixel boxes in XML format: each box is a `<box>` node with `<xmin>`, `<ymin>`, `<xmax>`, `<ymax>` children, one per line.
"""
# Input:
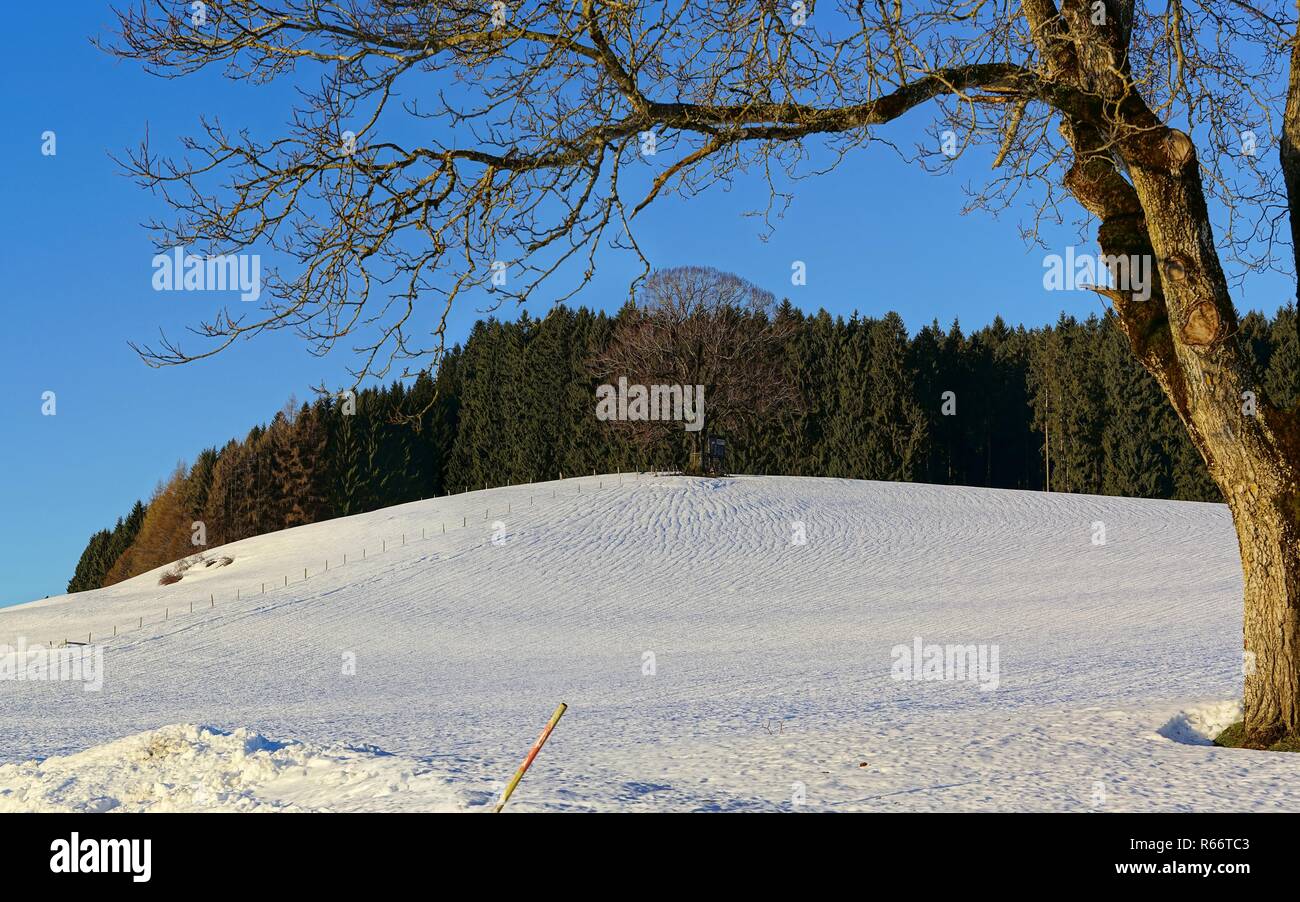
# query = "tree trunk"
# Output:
<box><xmin>1117</xmin><ymin>135</ymin><xmax>1300</xmax><ymax>746</ymax></box>
<box><xmin>1228</xmin><ymin>482</ymin><xmax>1300</xmax><ymax>745</ymax></box>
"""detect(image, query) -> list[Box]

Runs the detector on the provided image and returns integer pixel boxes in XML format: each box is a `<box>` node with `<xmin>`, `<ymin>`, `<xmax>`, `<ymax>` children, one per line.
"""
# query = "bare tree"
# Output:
<box><xmin>106</xmin><ymin>0</ymin><xmax>1300</xmax><ymax>747</ymax></box>
<box><xmin>593</xmin><ymin>266</ymin><xmax>798</xmax><ymax>467</ymax></box>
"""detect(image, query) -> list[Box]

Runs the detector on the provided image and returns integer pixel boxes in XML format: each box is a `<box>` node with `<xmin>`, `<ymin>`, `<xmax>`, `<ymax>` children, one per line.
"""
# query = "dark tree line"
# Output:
<box><xmin>67</xmin><ymin>500</ymin><xmax>146</xmax><ymax>593</ymax></box>
<box><xmin>68</xmin><ymin>301</ymin><xmax>1300</xmax><ymax>593</ymax></box>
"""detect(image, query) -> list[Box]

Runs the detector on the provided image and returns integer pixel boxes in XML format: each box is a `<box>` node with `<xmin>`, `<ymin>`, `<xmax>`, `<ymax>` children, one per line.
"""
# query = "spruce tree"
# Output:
<box><xmin>1265</xmin><ymin>304</ymin><xmax>1299</xmax><ymax>412</ymax></box>
<box><xmin>1100</xmin><ymin>314</ymin><xmax>1172</xmax><ymax>499</ymax></box>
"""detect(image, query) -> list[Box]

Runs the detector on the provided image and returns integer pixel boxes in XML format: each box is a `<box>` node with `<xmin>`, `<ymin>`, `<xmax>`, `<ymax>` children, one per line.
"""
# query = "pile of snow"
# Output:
<box><xmin>0</xmin><ymin>723</ymin><xmax>478</xmax><ymax>812</ymax></box>
<box><xmin>1157</xmin><ymin>700</ymin><xmax>1244</xmax><ymax>746</ymax></box>
<box><xmin>3</xmin><ymin>474</ymin><xmax>1299</xmax><ymax>811</ymax></box>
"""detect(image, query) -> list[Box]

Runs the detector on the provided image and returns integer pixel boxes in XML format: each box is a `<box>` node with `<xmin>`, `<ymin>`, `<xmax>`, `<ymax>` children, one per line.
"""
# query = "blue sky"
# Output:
<box><xmin>0</xmin><ymin>4</ymin><xmax>1293</xmax><ymax>605</ymax></box>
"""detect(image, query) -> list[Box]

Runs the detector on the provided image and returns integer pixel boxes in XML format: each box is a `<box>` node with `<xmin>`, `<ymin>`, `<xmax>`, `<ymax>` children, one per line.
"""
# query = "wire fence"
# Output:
<box><xmin>8</xmin><ymin>470</ymin><xmax>671</xmax><ymax>650</ymax></box>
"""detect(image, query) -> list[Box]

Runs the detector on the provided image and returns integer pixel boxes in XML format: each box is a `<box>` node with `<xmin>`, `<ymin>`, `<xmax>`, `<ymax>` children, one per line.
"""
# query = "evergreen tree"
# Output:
<box><xmin>67</xmin><ymin>528</ymin><xmax>113</xmax><ymax>593</ymax></box>
<box><xmin>1100</xmin><ymin>315</ymin><xmax>1172</xmax><ymax>498</ymax></box>
<box><xmin>1266</xmin><ymin>303</ymin><xmax>1299</xmax><ymax>411</ymax></box>
<box><xmin>330</xmin><ymin>408</ymin><xmax>368</xmax><ymax>517</ymax></box>
<box><xmin>861</xmin><ymin>312</ymin><xmax>927</xmax><ymax>481</ymax></box>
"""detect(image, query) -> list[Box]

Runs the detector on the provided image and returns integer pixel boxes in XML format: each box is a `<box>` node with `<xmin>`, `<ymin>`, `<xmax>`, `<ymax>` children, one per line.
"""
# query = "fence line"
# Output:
<box><xmin>15</xmin><ymin>470</ymin><xmax>667</xmax><ymax>649</ymax></box>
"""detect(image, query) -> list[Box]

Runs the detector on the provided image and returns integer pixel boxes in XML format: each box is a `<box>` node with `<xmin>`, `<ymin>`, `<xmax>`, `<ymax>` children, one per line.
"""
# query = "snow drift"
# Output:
<box><xmin>0</xmin><ymin>723</ymin><xmax>476</xmax><ymax>812</ymax></box>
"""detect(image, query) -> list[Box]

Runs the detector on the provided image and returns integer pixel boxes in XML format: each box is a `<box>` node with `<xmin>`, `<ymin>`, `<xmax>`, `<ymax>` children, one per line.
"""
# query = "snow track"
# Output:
<box><xmin>2</xmin><ymin>474</ymin><xmax>1297</xmax><ymax>811</ymax></box>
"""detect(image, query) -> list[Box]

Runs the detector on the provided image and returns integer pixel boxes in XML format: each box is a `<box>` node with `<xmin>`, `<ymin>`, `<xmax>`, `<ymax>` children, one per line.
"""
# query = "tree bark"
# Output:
<box><xmin>1019</xmin><ymin>0</ymin><xmax>1300</xmax><ymax>746</ymax></box>
<box><xmin>1121</xmin><ymin>129</ymin><xmax>1300</xmax><ymax>746</ymax></box>
<box><xmin>1231</xmin><ymin>485</ymin><xmax>1300</xmax><ymax>744</ymax></box>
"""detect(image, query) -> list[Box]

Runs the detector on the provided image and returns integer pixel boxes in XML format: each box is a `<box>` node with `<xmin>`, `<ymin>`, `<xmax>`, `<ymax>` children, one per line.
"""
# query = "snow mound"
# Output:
<box><xmin>0</xmin><ymin>724</ymin><xmax>472</xmax><ymax>812</ymax></box>
<box><xmin>1157</xmin><ymin>701</ymin><xmax>1243</xmax><ymax>745</ymax></box>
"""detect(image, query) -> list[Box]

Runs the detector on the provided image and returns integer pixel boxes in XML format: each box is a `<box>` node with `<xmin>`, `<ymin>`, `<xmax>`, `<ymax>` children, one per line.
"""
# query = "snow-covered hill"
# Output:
<box><xmin>2</xmin><ymin>474</ymin><xmax>1296</xmax><ymax>811</ymax></box>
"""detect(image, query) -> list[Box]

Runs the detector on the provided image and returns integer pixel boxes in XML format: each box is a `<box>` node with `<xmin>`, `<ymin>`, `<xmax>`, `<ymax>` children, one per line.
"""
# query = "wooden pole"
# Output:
<box><xmin>494</xmin><ymin>703</ymin><xmax>568</xmax><ymax>813</ymax></box>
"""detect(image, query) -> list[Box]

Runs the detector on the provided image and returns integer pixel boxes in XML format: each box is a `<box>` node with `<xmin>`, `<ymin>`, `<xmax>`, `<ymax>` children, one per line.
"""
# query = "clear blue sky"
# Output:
<box><xmin>0</xmin><ymin>4</ymin><xmax>1292</xmax><ymax>606</ymax></box>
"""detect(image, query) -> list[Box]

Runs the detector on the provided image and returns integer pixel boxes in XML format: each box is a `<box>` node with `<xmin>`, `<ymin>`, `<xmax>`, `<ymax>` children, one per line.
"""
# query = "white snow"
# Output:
<box><xmin>2</xmin><ymin>474</ymin><xmax>1297</xmax><ymax>811</ymax></box>
<box><xmin>1157</xmin><ymin>701</ymin><xmax>1245</xmax><ymax>747</ymax></box>
<box><xmin>0</xmin><ymin>723</ymin><xmax>474</xmax><ymax>812</ymax></box>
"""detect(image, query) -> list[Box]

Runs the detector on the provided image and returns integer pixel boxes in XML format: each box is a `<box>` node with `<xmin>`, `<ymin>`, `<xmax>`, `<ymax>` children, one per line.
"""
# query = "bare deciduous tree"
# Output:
<box><xmin>593</xmin><ymin>266</ymin><xmax>798</xmax><ymax>465</ymax></box>
<box><xmin>106</xmin><ymin>0</ymin><xmax>1300</xmax><ymax>746</ymax></box>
